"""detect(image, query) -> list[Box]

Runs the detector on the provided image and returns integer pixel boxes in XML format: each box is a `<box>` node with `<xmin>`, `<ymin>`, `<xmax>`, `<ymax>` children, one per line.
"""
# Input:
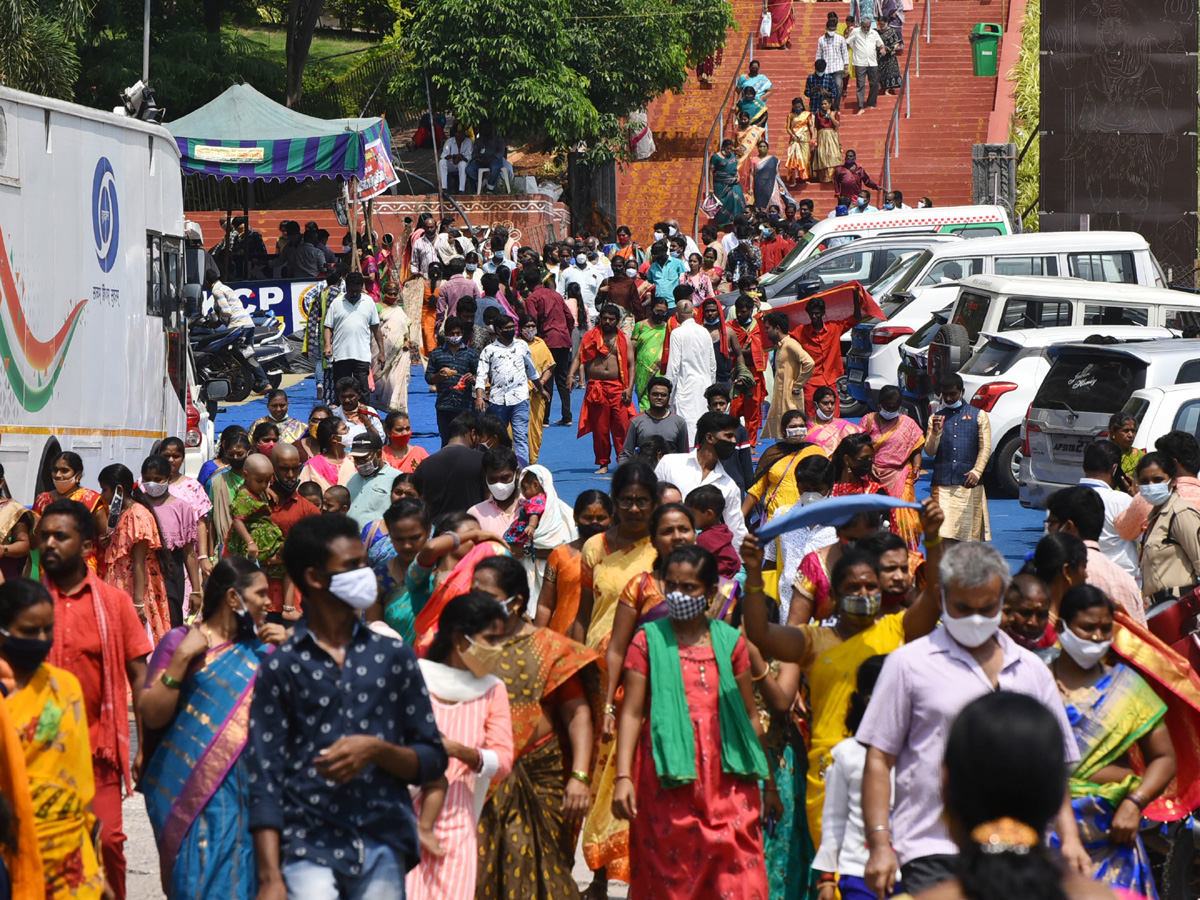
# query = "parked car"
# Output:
<box><xmin>761</xmin><ymin>204</ymin><xmax>1014</xmax><ymax>285</ymax></box>
<box><xmin>957</xmin><ymin>326</ymin><xmax>1177</xmax><ymax>497</ymax></box>
<box><xmin>719</xmin><ymin>234</ymin><xmax>962</xmax><ymax>309</ymax></box>
<box><xmin>1019</xmin><ymin>339</ymin><xmax>1200</xmax><ymax>508</ymax></box>
<box><xmin>899</xmin><ymin>275</ymin><xmax>1200</xmax><ymax>425</ymax></box>
<box><xmin>1118</xmin><ymin>382</ymin><xmax>1200</xmax><ymax>462</ymax></box>
<box><xmin>847</xmin><ymin>232</ymin><xmax>1169</xmax><ymax>407</ymax></box>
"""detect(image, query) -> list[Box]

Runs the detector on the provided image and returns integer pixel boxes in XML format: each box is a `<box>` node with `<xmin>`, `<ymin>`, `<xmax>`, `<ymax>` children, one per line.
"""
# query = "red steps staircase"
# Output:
<box><xmin>616</xmin><ymin>0</ymin><xmax>1007</xmax><ymax>240</ymax></box>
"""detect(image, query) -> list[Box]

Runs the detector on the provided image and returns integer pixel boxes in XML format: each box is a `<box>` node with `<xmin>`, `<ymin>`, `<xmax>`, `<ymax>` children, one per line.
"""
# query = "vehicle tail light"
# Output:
<box><xmin>872</xmin><ymin>326</ymin><xmax>914</xmax><ymax>344</ymax></box>
<box><xmin>1021</xmin><ymin>402</ymin><xmax>1040</xmax><ymax>456</ymax></box>
<box><xmin>969</xmin><ymin>382</ymin><xmax>1018</xmax><ymax>412</ymax></box>
<box><xmin>186</xmin><ymin>386</ymin><xmax>202</xmax><ymax>448</ymax></box>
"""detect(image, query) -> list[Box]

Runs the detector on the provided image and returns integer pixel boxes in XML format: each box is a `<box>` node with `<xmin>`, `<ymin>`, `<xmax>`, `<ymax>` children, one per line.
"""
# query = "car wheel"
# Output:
<box><xmin>838</xmin><ymin>376</ymin><xmax>866</xmax><ymax>417</ymax></box>
<box><xmin>992</xmin><ymin>431</ymin><xmax>1022</xmax><ymax>498</ymax></box>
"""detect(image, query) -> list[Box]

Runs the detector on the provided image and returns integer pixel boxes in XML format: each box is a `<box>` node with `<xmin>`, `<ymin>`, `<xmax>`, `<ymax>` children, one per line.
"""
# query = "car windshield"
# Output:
<box><xmin>872</xmin><ymin>253</ymin><xmax>925</xmax><ymax>316</ymax></box>
<box><xmin>759</xmin><ymin>233</ymin><xmax>815</xmax><ymax>286</ymax></box>
<box><xmin>962</xmin><ymin>339</ymin><xmax>1021</xmax><ymax>376</ymax></box>
<box><xmin>1033</xmin><ymin>354</ymin><xmax>1147</xmax><ymax>414</ymax></box>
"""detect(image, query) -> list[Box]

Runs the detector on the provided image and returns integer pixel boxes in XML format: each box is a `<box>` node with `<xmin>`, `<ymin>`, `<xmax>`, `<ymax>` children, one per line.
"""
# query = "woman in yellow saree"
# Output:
<box><xmin>784</xmin><ymin>97</ymin><xmax>815</xmax><ymax>185</ymax></box>
<box><xmin>734</xmin><ymin>111</ymin><xmax>766</xmax><ymax>195</ymax></box>
<box><xmin>1</xmin><ymin>578</ymin><xmax>105</xmax><ymax>900</ymax></box>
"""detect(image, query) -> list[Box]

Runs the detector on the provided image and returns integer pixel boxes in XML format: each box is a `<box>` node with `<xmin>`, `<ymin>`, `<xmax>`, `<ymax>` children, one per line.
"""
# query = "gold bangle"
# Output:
<box><xmin>744</xmin><ymin>581</ymin><xmax>766</xmax><ymax>593</ymax></box>
<box><xmin>604</xmin><ymin>703</ymin><xmax>617</xmax><ymax>715</ymax></box>
<box><xmin>570</xmin><ymin>770</ymin><xmax>592</xmax><ymax>786</ymax></box>
<box><xmin>751</xmin><ymin>668</ymin><xmax>769</xmax><ymax>681</ymax></box>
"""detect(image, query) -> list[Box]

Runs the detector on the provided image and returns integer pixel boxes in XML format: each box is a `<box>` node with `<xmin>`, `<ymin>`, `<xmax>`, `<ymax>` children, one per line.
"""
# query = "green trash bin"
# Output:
<box><xmin>969</xmin><ymin>23</ymin><xmax>1003</xmax><ymax>76</ymax></box>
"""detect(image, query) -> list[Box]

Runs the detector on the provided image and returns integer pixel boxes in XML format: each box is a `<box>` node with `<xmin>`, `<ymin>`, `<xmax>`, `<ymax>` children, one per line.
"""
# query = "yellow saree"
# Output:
<box><xmin>5</xmin><ymin>664</ymin><xmax>104</xmax><ymax>900</ymax></box>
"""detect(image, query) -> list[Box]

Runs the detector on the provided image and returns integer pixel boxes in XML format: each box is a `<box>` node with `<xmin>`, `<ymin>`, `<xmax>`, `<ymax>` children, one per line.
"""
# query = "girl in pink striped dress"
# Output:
<box><xmin>407</xmin><ymin>593</ymin><xmax>515</xmax><ymax>900</ymax></box>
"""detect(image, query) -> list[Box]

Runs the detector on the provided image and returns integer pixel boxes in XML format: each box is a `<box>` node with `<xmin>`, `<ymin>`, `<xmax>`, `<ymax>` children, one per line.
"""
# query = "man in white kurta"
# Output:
<box><xmin>664</xmin><ymin>298</ymin><xmax>717</xmax><ymax>446</ymax></box>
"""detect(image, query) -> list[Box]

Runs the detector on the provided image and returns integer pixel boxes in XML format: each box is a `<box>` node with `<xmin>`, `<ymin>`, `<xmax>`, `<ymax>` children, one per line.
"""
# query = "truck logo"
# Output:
<box><xmin>0</xmin><ymin>226</ymin><xmax>88</xmax><ymax>412</ymax></box>
<box><xmin>92</xmin><ymin>158</ymin><xmax>119</xmax><ymax>273</ymax></box>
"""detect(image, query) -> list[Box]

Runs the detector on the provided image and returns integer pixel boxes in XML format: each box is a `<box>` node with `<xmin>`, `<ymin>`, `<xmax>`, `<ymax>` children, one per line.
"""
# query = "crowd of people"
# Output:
<box><xmin>2</xmin><ymin>196</ymin><xmax>1200</xmax><ymax>900</ymax></box>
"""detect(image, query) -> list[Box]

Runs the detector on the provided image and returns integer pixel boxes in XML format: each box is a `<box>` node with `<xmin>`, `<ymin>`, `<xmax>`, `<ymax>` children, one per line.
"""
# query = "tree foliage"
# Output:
<box><xmin>0</xmin><ymin>0</ymin><xmax>90</xmax><ymax>100</ymax></box>
<box><xmin>74</xmin><ymin>0</ymin><xmax>286</xmax><ymax>116</ymax></box>
<box><xmin>403</xmin><ymin>0</ymin><xmax>733</xmax><ymax>163</ymax></box>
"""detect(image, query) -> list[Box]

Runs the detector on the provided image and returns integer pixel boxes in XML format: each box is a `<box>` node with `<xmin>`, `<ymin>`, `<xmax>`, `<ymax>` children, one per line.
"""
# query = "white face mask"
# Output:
<box><xmin>879</xmin><ymin>408</ymin><xmax>901</xmax><ymax>421</ymax></box>
<box><xmin>142</xmin><ymin>480</ymin><xmax>170</xmax><ymax>498</ymax></box>
<box><xmin>668</xmin><ymin>226</ymin><xmax>678</xmax><ymax>236</ymax></box>
<box><xmin>941</xmin><ymin>597</ymin><xmax>1002</xmax><ymax>648</ymax></box>
<box><xmin>488</xmin><ymin>480</ymin><xmax>516</xmax><ymax>501</ymax></box>
<box><xmin>576</xmin><ymin>254</ymin><xmax>587</xmax><ymax>266</ymax></box>
<box><xmin>1058</xmin><ymin>628</ymin><xmax>1112</xmax><ymax>669</ymax></box>
<box><xmin>1139</xmin><ymin>482</ymin><xmax>1171</xmax><ymax>507</ymax></box>
<box><xmin>625</xmin><ymin>268</ymin><xmax>638</xmax><ymax>279</ymax></box>
<box><xmin>800</xmin><ymin>491</ymin><xmax>825</xmax><ymax>506</ymax></box>
<box><xmin>917</xmin><ymin>200</ymin><xmax>926</xmax><ymax>209</ymax></box>
<box><xmin>653</xmin><ymin>231</ymin><xmax>665</xmax><ymax>242</ymax></box>
<box><xmin>328</xmin><ymin>567</ymin><xmax>378</xmax><ymax>611</ymax></box>
<box><xmin>815</xmin><ymin>407</ymin><xmax>834</xmax><ymax>421</ymax></box>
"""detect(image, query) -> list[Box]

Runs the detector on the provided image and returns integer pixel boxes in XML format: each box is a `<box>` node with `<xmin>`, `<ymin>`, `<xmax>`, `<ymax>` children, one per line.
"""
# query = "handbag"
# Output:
<box><xmin>700</xmin><ymin>191</ymin><xmax>722</xmax><ymax>218</ymax></box>
<box><xmin>759</xmin><ymin>11</ymin><xmax>772</xmax><ymax>37</ymax></box>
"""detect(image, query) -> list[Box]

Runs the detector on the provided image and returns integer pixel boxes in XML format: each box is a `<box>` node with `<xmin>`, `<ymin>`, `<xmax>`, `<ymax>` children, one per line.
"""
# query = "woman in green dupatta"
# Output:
<box><xmin>709</xmin><ymin>139</ymin><xmax>747</xmax><ymax>227</ymax></box>
<box><xmin>613</xmin><ymin>544</ymin><xmax>775</xmax><ymax>900</ymax></box>
<box><xmin>207</xmin><ymin>433</ymin><xmax>250</xmax><ymax>559</ymax></box>
<box><xmin>632</xmin><ymin>296</ymin><xmax>671</xmax><ymax>411</ymax></box>
<box><xmin>1048</xmin><ymin>585</ymin><xmax>1176</xmax><ymax>897</ymax></box>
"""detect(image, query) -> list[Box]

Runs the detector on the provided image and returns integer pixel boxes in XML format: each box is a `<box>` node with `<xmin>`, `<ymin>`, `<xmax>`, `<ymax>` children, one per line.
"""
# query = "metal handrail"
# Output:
<box><xmin>882</xmin><ymin>22</ymin><xmax>923</xmax><ymax>192</ymax></box>
<box><xmin>692</xmin><ymin>32</ymin><xmax>756</xmax><ymax>240</ymax></box>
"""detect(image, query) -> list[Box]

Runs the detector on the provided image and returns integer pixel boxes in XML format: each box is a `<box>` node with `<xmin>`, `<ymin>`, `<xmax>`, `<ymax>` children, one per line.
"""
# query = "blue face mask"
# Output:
<box><xmin>883</xmin><ymin>203</ymin><xmax>895</xmax><ymax>210</ymax></box>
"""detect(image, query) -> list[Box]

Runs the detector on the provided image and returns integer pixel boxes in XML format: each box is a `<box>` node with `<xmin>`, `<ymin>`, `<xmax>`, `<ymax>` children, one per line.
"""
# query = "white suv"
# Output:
<box><xmin>958</xmin><ymin>326</ymin><xmax>1176</xmax><ymax>496</ymax></box>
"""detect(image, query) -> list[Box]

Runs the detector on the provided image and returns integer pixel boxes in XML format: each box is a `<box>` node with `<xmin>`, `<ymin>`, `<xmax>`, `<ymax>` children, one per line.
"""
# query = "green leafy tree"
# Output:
<box><xmin>0</xmin><ymin>0</ymin><xmax>90</xmax><ymax>100</ymax></box>
<box><xmin>75</xmin><ymin>0</ymin><xmax>286</xmax><ymax>116</ymax></box>
<box><xmin>405</xmin><ymin>0</ymin><xmax>733</xmax><ymax>163</ymax></box>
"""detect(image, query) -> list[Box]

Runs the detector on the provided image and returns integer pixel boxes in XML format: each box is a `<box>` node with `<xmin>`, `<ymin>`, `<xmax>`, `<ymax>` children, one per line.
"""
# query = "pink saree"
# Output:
<box><xmin>862</xmin><ymin>412</ymin><xmax>925</xmax><ymax>551</ymax></box>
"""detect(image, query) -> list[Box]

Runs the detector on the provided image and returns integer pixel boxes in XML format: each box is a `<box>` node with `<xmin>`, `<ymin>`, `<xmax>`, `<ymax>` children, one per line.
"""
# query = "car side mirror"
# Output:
<box><xmin>205</xmin><ymin>379</ymin><xmax>230</xmax><ymax>401</ymax></box>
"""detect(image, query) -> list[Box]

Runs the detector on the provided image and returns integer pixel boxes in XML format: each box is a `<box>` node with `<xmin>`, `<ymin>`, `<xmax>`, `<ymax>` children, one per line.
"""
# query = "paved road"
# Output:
<box><xmin>123</xmin><ymin>370</ymin><xmax>1045</xmax><ymax>898</ymax></box>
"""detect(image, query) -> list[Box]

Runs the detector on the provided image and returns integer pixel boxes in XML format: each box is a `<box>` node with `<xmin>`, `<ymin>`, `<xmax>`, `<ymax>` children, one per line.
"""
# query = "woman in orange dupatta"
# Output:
<box><xmin>1111</xmin><ymin>608</ymin><xmax>1200</xmax><ymax>822</ymax></box>
<box><xmin>408</xmin><ymin>512</ymin><xmax>509</xmax><ymax>655</ymax></box>
<box><xmin>860</xmin><ymin>386</ymin><xmax>925</xmax><ymax>553</ymax></box>
<box><xmin>33</xmin><ymin>452</ymin><xmax>108</xmax><ymax>573</ymax></box>
<box><xmin>471</xmin><ymin>555</ymin><xmax>600</xmax><ymax>900</ymax></box>
<box><xmin>0</xmin><ymin>673</ymin><xmax>45</xmax><ymax>900</ymax></box>
<box><xmin>534</xmin><ymin>491</ymin><xmax>615</xmax><ymax>635</ymax></box>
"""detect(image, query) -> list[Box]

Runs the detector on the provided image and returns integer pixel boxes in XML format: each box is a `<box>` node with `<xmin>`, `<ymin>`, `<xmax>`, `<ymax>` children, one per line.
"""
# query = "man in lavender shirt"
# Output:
<box><xmin>857</xmin><ymin>542</ymin><xmax>1091</xmax><ymax>897</ymax></box>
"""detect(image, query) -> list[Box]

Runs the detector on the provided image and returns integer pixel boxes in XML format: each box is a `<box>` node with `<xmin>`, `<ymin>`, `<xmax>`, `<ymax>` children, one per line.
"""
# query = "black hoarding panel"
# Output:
<box><xmin>1040</xmin><ymin>0</ymin><xmax>1197</xmax><ymax>279</ymax></box>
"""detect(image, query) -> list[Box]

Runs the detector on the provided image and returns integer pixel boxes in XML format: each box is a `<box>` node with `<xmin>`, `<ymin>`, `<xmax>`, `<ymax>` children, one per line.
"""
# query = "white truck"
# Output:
<box><xmin>0</xmin><ymin>85</ymin><xmax>213</xmax><ymax>496</ymax></box>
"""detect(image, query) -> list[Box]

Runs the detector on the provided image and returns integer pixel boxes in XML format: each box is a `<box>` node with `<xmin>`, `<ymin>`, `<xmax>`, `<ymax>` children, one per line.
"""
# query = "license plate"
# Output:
<box><xmin>1048</xmin><ymin>434</ymin><xmax>1088</xmax><ymax>462</ymax></box>
<box><xmin>849</xmin><ymin>369</ymin><xmax>866</xmax><ymax>384</ymax></box>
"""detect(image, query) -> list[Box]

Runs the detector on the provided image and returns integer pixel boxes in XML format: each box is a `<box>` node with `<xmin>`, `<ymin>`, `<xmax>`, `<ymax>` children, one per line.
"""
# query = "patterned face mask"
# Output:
<box><xmin>664</xmin><ymin>591</ymin><xmax>708</xmax><ymax>621</ymax></box>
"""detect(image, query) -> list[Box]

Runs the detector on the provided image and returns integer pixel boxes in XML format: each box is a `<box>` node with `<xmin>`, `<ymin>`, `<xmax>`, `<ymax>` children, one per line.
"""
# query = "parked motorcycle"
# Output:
<box><xmin>190</xmin><ymin>313</ymin><xmax>286</xmax><ymax>403</ymax></box>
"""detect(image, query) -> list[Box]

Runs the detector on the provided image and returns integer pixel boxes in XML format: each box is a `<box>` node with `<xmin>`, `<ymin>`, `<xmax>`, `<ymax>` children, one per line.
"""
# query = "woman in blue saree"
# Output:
<box><xmin>1048</xmin><ymin>585</ymin><xmax>1176</xmax><ymax>898</ymax></box>
<box><xmin>138</xmin><ymin>557</ymin><xmax>287</xmax><ymax>898</ymax></box>
<box><xmin>709</xmin><ymin>138</ymin><xmax>747</xmax><ymax>226</ymax></box>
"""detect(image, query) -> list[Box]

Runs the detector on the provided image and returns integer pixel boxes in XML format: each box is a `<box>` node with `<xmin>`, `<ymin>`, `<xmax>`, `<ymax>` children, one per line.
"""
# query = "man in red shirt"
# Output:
<box><xmin>521</xmin><ymin>269</ymin><xmax>576</xmax><ymax>426</ymax></box>
<box><xmin>759</xmin><ymin>221</ymin><xmax>795</xmax><ymax>275</ymax></box>
<box><xmin>269</xmin><ymin>443</ymin><xmax>320</xmax><ymax>619</ymax></box>
<box><xmin>729</xmin><ymin>290</ymin><xmax>770</xmax><ymax>445</ymax></box>
<box><xmin>40</xmin><ymin>498</ymin><xmax>151</xmax><ymax>900</ymax></box>
<box><xmin>792</xmin><ymin>293</ymin><xmax>862</xmax><ymax>416</ymax></box>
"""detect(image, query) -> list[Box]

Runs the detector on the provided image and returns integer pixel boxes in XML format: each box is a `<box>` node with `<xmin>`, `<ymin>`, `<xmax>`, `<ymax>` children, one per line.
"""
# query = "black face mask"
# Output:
<box><xmin>273</xmin><ymin>477</ymin><xmax>298</xmax><ymax>498</ymax></box>
<box><xmin>713</xmin><ymin>439</ymin><xmax>737</xmax><ymax>461</ymax></box>
<box><xmin>228</xmin><ymin>457</ymin><xmax>246</xmax><ymax>472</ymax></box>
<box><xmin>577</xmin><ymin>522</ymin><xmax>609</xmax><ymax>542</ymax></box>
<box><xmin>0</xmin><ymin>630</ymin><xmax>52</xmax><ymax>673</ymax></box>
<box><xmin>851</xmin><ymin>457</ymin><xmax>875</xmax><ymax>477</ymax></box>
<box><xmin>232</xmin><ymin>596</ymin><xmax>259</xmax><ymax>642</ymax></box>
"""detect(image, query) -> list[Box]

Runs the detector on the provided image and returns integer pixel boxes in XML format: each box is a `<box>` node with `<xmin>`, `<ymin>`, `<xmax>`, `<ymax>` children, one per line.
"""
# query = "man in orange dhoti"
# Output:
<box><xmin>729</xmin><ymin>291</ymin><xmax>769</xmax><ymax>446</ymax></box>
<box><xmin>568</xmin><ymin>304</ymin><xmax>638</xmax><ymax>475</ymax></box>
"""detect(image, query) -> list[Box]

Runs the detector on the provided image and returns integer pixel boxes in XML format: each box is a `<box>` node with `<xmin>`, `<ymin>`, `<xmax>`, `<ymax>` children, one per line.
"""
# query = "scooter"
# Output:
<box><xmin>190</xmin><ymin>313</ymin><xmax>284</xmax><ymax>401</ymax></box>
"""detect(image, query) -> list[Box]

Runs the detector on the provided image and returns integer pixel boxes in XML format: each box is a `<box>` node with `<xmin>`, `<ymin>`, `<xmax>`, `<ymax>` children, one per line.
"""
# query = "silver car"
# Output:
<box><xmin>1019</xmin><ymin>338</ymin><xmax>1200</xmax><ymax>508</ymax></box>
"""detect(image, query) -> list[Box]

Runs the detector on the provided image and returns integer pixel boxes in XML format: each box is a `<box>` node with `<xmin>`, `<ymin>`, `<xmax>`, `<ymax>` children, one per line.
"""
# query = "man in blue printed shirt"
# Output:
<box><xmin>424</xmin><ymin>315</ymin><xmax>480</xmax><ymax>445</ymax></box>
<box><xmin>247</xmin><ymin>513</ymin><xmax>447</xmax><ymax>900</ymax></box>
